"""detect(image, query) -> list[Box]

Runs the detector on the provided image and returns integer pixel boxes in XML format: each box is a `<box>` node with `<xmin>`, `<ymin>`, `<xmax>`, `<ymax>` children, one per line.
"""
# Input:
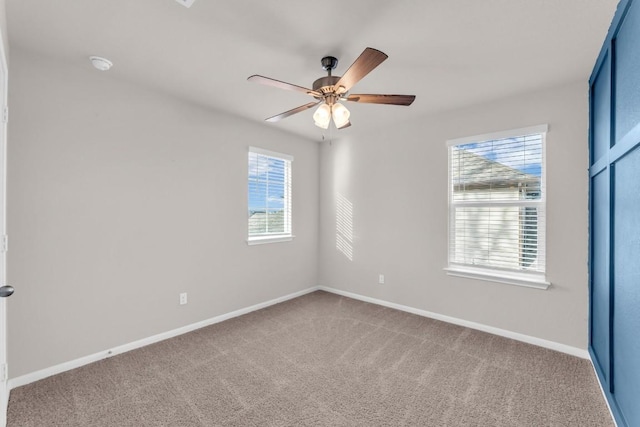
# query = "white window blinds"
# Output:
<box><xmin>248</xmin><ymin>147</ymin><xmax>292</xmax><ymax>241</ymax></box>
<box><xmin>448</xmin><ymin>126</ymin><xmax>546</xmax><ymax>275</ymax></box>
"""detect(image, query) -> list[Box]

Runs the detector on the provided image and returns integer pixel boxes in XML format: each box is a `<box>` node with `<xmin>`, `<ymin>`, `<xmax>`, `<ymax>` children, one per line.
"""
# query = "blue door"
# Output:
<box><xmin>590</xmin><ymin>1</ymin><xmax>640</xmax><ymax>426</ymax></box>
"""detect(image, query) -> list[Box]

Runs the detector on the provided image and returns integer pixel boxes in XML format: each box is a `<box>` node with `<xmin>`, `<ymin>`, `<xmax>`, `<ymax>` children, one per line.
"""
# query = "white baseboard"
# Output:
<box><xmin>9</xmin><ymin>284</ymin><xmax>590</xmax><ymax>391</ymax></box>
<box><xmin>317</xmin><ymin>286</ymin><xmax>590</xmax><ymax>359</ymax></box>
<box><xmin>0</xmin><ymin>384</ymin><xmax>5</xmax><ymax>427</ymax></box>
<box><xmin>588</xmin><ymin>355</ymin><xmax>619</xmax><ymax>426</ymax></box>
<box><xmin>8</xmin><ymin>286</ymin><xmax>320</xmax><ymax>391</ymax></box>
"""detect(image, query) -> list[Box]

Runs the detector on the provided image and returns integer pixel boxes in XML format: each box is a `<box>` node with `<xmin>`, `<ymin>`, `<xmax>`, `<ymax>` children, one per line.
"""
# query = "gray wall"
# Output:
<box><xmin>319</xmin><ymin>81</ymin><xmax>590</xmax><ymax>349</ymax></box>
<box><xmin>6</xmin><ymin>44</ymin><xmax>591</xmax><ymax>378</ymax></box>
<box><xmin>7</xmin><ymin>49</ymin><xmax>319</xmax><ymax>377</ymax></box>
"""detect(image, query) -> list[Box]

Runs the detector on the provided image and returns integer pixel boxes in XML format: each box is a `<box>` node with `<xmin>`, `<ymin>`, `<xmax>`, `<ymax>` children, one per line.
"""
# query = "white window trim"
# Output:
<box><xmin>248</xmin><ymin>146</ymin><xmax>294</xmax><ymax>162</ymax></box>
<box><xmin>246</xmin><ymin>235</ymin><xmax>295</xmax><ymax>246</ymax></box>
<box><xmin>446</xmin><ymin>124</ymin><xmax>550</xmax><ymax>289</ymax></box>
<box><xmin>446</xmin><ymin>124</ymin><xmax>549</xmax><ymax>147</ymax></box>
<box><xmin>444</xmin><ymin>266</ymin><xmax>551</xmax><ymax>290</ymax></box>
<box><xmin>247</xmin><ymin>146</ymin><xmax>294</xmax><ymax>245</ymax></box>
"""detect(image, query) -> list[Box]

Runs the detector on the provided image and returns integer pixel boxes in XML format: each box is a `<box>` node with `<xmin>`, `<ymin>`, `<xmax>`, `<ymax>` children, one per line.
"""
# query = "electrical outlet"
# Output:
<box><xmin>179</xmin><ymin>292</ymin><xmax>188</xmax><ymax>305</ymax></box>
<box><xmin>379</xmin><ymin>274</ymin><xmax>385</xmax><ymax>284</ymax></box>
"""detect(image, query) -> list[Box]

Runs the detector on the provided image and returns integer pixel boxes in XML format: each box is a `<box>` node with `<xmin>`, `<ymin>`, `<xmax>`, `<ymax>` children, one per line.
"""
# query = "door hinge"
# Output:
<box><xmin>1</xmin><ymin>235</ymin><xmax>7</xmax><ymax>252</ymax></box>
<box><xmin>2</xmin><ymin>106</ymin><xmax>7</xmax><ymax>124</ymax></box>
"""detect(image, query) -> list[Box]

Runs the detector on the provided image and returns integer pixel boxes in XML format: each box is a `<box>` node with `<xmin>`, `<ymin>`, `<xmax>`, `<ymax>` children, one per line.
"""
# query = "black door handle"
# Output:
<box><xmin>0</xmin><ymin>285</ymin><xmax>14</xmax><ymax>297</ymax></box>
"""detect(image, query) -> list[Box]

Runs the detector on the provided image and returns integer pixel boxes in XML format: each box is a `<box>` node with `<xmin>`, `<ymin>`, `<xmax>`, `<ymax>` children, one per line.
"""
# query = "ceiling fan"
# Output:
<box><xmin>248</xmin><ymin>47</ymin><xmax>416</xmax><ymax>130</ymax></box>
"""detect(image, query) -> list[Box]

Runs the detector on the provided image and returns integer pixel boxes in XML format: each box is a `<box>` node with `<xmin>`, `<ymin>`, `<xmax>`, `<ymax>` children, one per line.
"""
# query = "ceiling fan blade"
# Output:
<box><xmin>265</xmin><ymin>101</ymin><xmax>320</xmax><ymax>122</ymax></box>
<box><xmin>333</xmin><ymin>48</ymin><xmax>388</xmax><ymax>94</ymax></box>
<box><xmin>345</xmin><ymin>94</ymin><xmax>416</xmax><ymax>106</ymax></box>
<box><xmin>248</xmin><ymin>75</ymin><xmax>321</xmax><ymax>97</ymax></box>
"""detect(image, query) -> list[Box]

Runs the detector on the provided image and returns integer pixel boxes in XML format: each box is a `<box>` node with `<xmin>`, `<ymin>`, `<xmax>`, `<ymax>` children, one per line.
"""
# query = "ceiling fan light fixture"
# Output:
<box><xmin>337</xmin><ymin>120</ymin><xmax>352</xmax><ymax>130</ymax></box>
<box><xmin>313</xmin><ymin>104</ymin><xmax>331</xmax><ymax>129</ymax></box>
<box><xmin>331</xmin><ymin>103</ymin><xmax>350</xmax><ymax>129</ymax></box>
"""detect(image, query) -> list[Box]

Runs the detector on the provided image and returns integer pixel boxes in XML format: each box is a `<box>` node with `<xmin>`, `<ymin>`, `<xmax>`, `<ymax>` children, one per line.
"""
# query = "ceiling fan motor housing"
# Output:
<box><xmin>312</xmin><ymin>76</ymin><xmax>342</xmax><ymax>105</ymax></box>
<box><xmin>313</xmin><ymin>76</ymin><xmax>340</xmax><ymax>93</ymax></box>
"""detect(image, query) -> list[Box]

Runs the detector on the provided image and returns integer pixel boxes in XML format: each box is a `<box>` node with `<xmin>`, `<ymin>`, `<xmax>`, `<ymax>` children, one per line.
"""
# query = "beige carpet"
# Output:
<box><xmin>8</xmin><ymin>291</ymin><xmax>613</xmax><ymax>426</ymax></box>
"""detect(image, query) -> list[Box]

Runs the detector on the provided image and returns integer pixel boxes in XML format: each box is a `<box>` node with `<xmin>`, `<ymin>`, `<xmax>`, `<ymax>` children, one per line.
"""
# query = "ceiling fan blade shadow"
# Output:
<box><xmin>265</xmin><ymin>102</ymin><xmax>321</xmax><ymax>122</ymax></box>
<box><xmin>346</xmin><ymin>94</ymin><xmax>415</xmax><ymax>106</ymax></box>
<box><xmin>248</xmin><ymin>75</ymin><xmax>321</xmax><ymax>97</ymax></box>
<box><xmin>334</xmin><ymin>48</ymin><xmax>388</xmax><ymax>94</ymax></box>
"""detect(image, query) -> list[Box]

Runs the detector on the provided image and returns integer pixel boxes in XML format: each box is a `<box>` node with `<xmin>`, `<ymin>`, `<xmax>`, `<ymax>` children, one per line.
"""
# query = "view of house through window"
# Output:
<box><xmin>248</xmin><ymin>147</ymin><xmax>292</xmax><ymax>243</ymax></box>
<box><xmin>448</xmin><ymin>126</ymin><xmax>546</xmax><ymax>277</ymax></box>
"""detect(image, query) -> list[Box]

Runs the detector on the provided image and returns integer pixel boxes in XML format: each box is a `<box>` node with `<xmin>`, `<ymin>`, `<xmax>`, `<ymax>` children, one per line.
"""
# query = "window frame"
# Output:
<box><xmin>247</xmin><ymin>146</ymin><xmax>294</xmax><ymax>245</ymax></box>
<box><xmin>444</xmin><ymin>125</ymin><xmax>551</xmax><ymax>289</ymax></box>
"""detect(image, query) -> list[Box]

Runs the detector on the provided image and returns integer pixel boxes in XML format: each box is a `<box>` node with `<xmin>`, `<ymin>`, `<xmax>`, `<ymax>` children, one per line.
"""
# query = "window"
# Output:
<box><xmin>247</xmin><ymin>147</ymin><xmax>293</xmax><ymax>244</ymax></box>
<box><xmin>446</xmin><ymin>125</ymin><xmax>549</xmax><ymax>289</ymax></box>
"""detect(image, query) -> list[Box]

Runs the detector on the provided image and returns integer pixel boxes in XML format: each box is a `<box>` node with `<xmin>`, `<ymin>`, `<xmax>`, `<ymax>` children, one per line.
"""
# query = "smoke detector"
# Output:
<box><xmin>90</xmin><ymin>56</ymin><xmax>113</xmax><ymax>71</ymax></box>
<box><xmin>175</xmin><ymin>0</ymin><xmax>196</xmax><ymax>7</ymax></box>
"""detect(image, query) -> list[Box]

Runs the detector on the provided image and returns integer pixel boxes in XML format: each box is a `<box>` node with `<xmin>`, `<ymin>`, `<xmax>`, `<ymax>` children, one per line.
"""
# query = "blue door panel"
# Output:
<box><xmin>591</xmin><ymin>171</ymin><xmax>610</xmax><ymax>383</ymax></box>
<box><xmin>613</xmin><ymin>147</ymin><xmax>640</xmax><ymax>427</ymax></box>
<box><xmin>615</xmin><ymin>0</ymin><xmax>640</xmax><ymax>143</ymax></box>
<box><xmin>592</xmin><ymin>55</ymin><xmax>611</xmax><ymax>163</ymax></box>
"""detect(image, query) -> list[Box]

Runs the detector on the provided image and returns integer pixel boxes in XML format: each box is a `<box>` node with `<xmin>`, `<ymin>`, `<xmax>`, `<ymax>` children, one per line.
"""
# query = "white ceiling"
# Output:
<box><xmin>7</xmin><ymin>0</ymin><xmax>618</xmax><ymax>142</ymax></box>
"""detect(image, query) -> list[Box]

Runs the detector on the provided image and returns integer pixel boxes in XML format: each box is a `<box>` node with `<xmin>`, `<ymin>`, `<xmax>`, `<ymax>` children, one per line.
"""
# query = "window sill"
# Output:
<box><xmin>247</xmin><ymin>235</ymin><xmax>294</xmax><ymax>246</ymax></box>
<box><xmin>444</xmin><ymin>266</ymin><xmax>551</xmax><ymax>290</ymax></box>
